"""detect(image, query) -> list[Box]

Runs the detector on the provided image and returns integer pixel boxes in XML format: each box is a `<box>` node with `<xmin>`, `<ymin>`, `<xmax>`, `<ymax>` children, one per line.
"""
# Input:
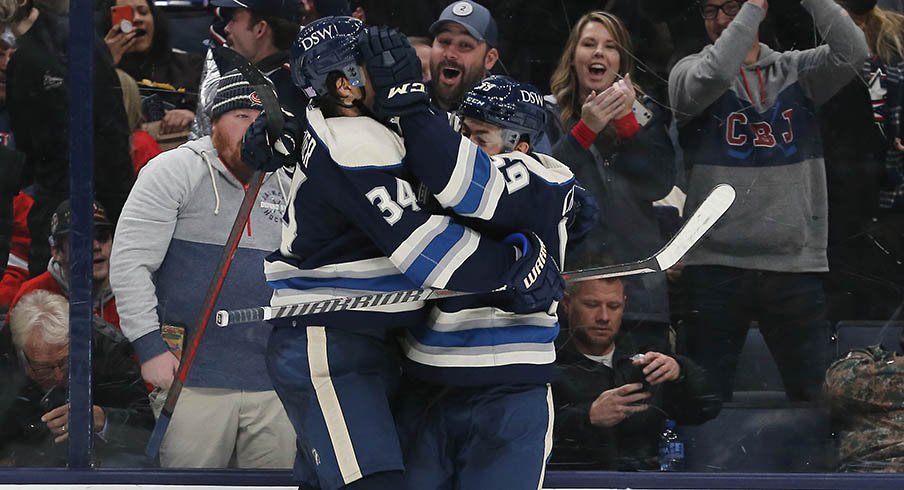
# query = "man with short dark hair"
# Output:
<box><xmin>552</xmin><ymin>276</ymin><xmax>721</xmax><ymax>471</ymax></box>
<box><xmin>192</xmin><ymin>0</ymin><xmax>305</xmax><ymax>139</ymax></box>
<box><xmin>428</xmin><ymin>0</ymin><xmax>499</xmax><ymax>111</ymax></box>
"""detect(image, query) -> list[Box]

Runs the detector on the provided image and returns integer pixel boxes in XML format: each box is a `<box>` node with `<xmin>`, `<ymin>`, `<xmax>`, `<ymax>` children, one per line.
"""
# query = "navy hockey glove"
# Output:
<box><xmin>241</xmin><ymin>110</ymin><xmax>302</xmax><ymax>172</ymax></box>
<box><xmin>358</xmin><ymin>25</ymin><xmax>430</xmax><ymax>119</ymax></box>
<box><xmin>566</xmin><ymin>185</ymin><xmax>600</xmax><ymax>248</ymax></box>
<box><xmin>503</xmin><ymin>231</ymin><xmax>566</xmax><ymax>314</ymax></box>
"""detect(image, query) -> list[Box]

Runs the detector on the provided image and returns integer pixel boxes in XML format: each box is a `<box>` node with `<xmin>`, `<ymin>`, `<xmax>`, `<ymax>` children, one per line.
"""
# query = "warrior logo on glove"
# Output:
<box><xmin>523</xmin><ymin>239</ymin><xmax>548</xmax><ymax>289</ymax></box>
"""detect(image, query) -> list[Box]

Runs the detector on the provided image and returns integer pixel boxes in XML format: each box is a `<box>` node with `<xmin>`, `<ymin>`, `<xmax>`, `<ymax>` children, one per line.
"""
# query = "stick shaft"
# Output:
<box><xmin>217</xmin><ymin>184</ymin><xmax>735</xmax><ymax>327</ymax></box>
<box><xmin>146</xmin><ymin>171</ymin><xmax>266</xmax><ymax>458</ymax></box>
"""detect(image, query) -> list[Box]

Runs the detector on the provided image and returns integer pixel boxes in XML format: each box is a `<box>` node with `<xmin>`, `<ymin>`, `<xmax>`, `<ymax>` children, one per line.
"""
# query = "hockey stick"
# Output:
<box><xmin>145</xmin><ymin>46</ymin><xmax>285</xmax><ymax>459</ymax></box>
<box><xmin>216</xmin><ymin>183</ymin><xmax>736</xmax><ymax>327</ymax></box>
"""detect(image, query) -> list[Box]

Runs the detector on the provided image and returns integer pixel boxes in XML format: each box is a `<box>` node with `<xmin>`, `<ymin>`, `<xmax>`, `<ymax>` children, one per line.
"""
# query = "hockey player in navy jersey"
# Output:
<box><xmin>239</xmin><ymin>16</ymin><xmax>566</xmax><ymax>490</ymax></box>
<box><xmin>357</xmin><ymin>30</ymin><xmax>584</xmax><ymax>489</ymax></box>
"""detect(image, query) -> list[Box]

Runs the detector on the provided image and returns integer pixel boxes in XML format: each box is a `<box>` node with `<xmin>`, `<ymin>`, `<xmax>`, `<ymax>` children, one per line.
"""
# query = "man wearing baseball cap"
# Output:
<box><xmin>9</xmin><ymin>200</ymin><xmax>120</xmax><ymax>328</ymax></box>
<box><xmin>429</xmin><ymin>0</ymin><xmax>499</xmax><ymax>111</ymax></box>
<box><xmin>110</xmin><ymin>69</ymin><xmax>295</xmax><ymax>469</ymax></box>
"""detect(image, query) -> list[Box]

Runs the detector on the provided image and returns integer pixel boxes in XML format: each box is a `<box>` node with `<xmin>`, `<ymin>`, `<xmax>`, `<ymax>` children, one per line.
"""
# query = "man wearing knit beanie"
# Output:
<box><xmin>110</xmin><ymin>67</ymin><xmax>295</xmax><ymax>469</ymax></box>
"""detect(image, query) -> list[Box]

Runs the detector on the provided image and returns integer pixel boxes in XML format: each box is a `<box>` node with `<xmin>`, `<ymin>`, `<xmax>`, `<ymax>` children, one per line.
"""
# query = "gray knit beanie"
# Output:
<box><xmin>211</xmin><ymin>69</ymin><xmax>265</xmax><ymax>120</ymax></box>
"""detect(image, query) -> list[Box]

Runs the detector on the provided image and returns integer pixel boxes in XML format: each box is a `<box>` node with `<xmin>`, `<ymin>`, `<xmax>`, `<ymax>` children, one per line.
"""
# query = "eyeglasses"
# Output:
<box><xmin>25</xmin><ymin>355</ymin><xmax>69</xmax><ymax>377</ymax></box>
<box><xmin>700</xmin><ymin>0</ymin><xmax>744</xmax><ymax>19</ymax></box>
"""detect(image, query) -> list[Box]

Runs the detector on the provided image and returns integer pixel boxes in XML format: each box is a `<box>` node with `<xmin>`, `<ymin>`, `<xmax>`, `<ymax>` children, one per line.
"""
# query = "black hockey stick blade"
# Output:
<box><xmin>216</xmin><ymin>184</ymin><xmax>735</xmax><ymax>327</ymax></box>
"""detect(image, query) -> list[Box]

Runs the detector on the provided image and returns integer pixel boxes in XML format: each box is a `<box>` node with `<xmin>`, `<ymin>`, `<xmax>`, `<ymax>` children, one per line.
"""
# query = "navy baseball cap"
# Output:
<box><xmin>430</xmin><ymin>0</ymin><xmax>498</xmax><ymax>47</ymax></box>
<box><xmin>209</xmin><ymin>0</ymin><xmax>299</xmax><ymax>21</ymax></box>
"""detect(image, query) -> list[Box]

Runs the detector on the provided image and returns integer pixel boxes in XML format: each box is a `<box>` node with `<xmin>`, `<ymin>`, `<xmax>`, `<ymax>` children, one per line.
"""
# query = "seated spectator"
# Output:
<box><xmin>9</xmin><ymin>200</ymin><xmax>119</xmax><ymax>328</ymax></box>
<box><xmin>0</xmin><ymin>191</ymin><xmax>31</xmax><ymax>312</ymax></box>
<box><xmin>2</xmin><ymin>0</ymin><xmax>133</xmax><ymax>278</ymax></box>
<box><xmin>0</xmin><ymin>290</ymin><xmax>153</xmax><ymax>467</ymax></box>
<box><xmin>100</xmin><ymin>0</ymin><xmax>204</xmax><ymax>137</ymax></box>
<box><xmin>825</xmin><ymin>332</ymin><xmax>904</xmax><ymax>472</ymax></box>
<box><xmin>551</xmin><ymin>275</ymin><xmax>721</xmax><ymax>471</ymax></box>
<box><xmin>116</xmin><ymin>69</ymin><xmax>161</xmax><ymax>175</ymax></box>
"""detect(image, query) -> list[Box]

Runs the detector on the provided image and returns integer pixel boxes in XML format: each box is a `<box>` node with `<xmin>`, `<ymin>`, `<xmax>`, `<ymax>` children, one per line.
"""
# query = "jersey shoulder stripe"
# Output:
<box><xmin>307</xmin><ymin>106</ymin><xmax>406</xmax><ymax>169</ymax></box>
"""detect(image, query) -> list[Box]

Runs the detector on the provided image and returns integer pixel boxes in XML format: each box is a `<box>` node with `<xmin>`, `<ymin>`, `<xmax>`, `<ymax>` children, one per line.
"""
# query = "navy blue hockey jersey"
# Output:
<box><xmin>264</xmin><ymin>107</ymin><xmax>521</xmax><ymax>337</ymax></box>
<box><xmin>397</xmin><ymin>111</ymin><xmax>576</xmax><ymax>386</ymax></box>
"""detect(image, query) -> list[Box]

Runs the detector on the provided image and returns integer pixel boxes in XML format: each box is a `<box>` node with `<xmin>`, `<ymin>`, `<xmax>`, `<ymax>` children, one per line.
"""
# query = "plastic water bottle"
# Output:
<box><xmin>658</xmin><ymin>419</ymin><xmax>685</xmax><ymax>471</ymax></box>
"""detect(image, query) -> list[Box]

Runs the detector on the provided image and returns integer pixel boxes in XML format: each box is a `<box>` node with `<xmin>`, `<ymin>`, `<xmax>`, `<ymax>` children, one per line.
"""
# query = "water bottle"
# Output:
<box><xmin>658</xmin><ymin>419</ymin><xmax>685</xmax><ymax>471</ymax></box>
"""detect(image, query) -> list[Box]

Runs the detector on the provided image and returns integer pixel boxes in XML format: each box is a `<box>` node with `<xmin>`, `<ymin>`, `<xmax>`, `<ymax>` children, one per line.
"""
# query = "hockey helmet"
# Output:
<box><xmin>458</xmin><ymin>75</ymin><xmax>548</xmax><ymax>151</ymax></box>
<box><xmin>290</xmin><ymin>16</ymin><xmax>365</xmax><ymax>99</ymax></box>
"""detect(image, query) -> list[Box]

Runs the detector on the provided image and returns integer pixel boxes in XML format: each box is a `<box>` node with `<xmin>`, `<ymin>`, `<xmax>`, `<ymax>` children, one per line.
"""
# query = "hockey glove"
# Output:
<box><xmin>566</xmin><ymin>184</ymin><xmax>600</xmax><ymax>248</ymax></box>
<box><xmin>503</xmin><ymin>231</ymin><xmax>566</xmax><ymax>314</ymax></box>
<box><xmin>358</xmin><ymin>25</ymin><xmax>430</xmax><ymax>119</ymax></box>
<box><xmin>241</xmin><ymin>110</ymin><xmax>302</xmax><ymax>172</ymax></box>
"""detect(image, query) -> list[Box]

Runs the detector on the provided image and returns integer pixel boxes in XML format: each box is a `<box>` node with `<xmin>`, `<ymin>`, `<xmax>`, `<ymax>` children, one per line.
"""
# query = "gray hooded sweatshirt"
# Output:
<box><xmin>110</xmin><ymin>136</ymin><xmax>289</xmax><ymax>390</ymax></box>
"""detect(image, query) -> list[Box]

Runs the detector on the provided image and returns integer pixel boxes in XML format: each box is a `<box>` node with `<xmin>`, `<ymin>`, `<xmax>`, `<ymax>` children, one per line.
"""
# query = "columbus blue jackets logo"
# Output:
<box><xmin>259</xmin><ymin>189</ymin><xmax>286</xmax><ymax>223</ymax></box>
<box><xmin>249</xmin><ymin>91</ymin><xmax>262</xmax><ymax>105</ymax></box>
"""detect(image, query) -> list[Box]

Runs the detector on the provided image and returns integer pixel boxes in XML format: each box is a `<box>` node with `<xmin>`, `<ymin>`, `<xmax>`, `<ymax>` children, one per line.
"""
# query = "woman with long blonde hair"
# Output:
<box><xmin>544</xmin><ymin>11</ymin><xmax>677</xmax><ymax>360</ymax></box>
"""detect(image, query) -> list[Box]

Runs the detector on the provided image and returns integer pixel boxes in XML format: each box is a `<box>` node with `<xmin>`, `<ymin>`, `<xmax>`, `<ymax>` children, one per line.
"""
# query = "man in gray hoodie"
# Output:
<box><xmin>109</xmin><ymin>69</ymin><xmax>295</xmax><ymax>468</ymax></box>
<box><xmin>668</xmin><ymin>0</ymin><xmax>869</xmax><ymax>402</ymax></box>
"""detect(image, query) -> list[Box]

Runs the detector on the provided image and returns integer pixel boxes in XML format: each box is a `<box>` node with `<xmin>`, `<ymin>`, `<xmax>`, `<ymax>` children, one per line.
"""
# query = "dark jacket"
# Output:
<box><xmin>7</xmin><ymin>9</ymin><xmax>134</xmax><ymax>216</ymax></box>
<box><xmin>0</xmin><ymin>317</ymin><xmax>153</xmax><ymax>467</ymax></box>
<box><xmin>547</xmin><ymin>97</ymin><xmax>675</xmax><ymax>323</ymax></box>
<box><xmin>551</xmin><ymin>331</ymin><xmax>721</xmax><ymax>471</ymax></box>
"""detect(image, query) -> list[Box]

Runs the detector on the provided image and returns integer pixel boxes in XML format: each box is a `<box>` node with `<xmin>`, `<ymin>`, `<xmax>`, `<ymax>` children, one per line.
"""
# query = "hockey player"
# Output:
<box><xmin>357</xmin><ymin>32</ymin><xmax>579</xmax><ymax>488</ymax></box>
<box><xmin>239</xmin><ymin>16</ymin><xmax>565</xmax><ymax>490</ymax></box>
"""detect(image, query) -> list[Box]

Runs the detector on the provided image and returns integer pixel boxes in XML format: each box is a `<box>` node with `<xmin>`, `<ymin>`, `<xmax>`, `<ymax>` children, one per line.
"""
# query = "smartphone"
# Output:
<box><xmin>632</xmin><ymin>99</ymin><xmax>653</xmax><ymax>127</ymax></box>
<box><xmin>111</xmin><ymin>5</ymin><xmax>134</xmax><ymax>33</ymax></box>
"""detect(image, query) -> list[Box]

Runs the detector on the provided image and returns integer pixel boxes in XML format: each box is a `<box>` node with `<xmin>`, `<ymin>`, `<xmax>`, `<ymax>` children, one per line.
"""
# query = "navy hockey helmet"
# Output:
<box><xmin>290</xmin><ymin>16</ymin><xmax>365</xmax><ymax>99</ymax></box>
<box><xmin>458</xmin><ymin>75</ymin><xmax>547</xmax><ymax>151</ymax></box>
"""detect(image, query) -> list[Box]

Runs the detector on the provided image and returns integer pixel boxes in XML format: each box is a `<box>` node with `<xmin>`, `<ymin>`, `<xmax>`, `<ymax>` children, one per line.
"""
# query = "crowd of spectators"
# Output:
<box><xmin>0</xmin><ymin>0</ymin><xmax>899</xmax><ymax>479</ymax></box>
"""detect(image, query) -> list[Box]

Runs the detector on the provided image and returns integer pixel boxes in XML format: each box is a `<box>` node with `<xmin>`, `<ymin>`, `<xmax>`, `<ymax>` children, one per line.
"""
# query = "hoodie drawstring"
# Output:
<box><xmin>202</xmin><ymin>152</ymin><xmax>222</xmax><ymax>216</ymax></box>
<box><xmin>740</xmin><ymin>66</ymin><xmax>767</xmax><ymax>107</ymax></box>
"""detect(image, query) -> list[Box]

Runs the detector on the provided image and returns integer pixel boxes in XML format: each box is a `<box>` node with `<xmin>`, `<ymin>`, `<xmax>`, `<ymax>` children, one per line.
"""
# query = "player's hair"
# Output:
<box><xmin>310</xmin><ymin>71</ymin><xmax>354</xmax><ymax>118</ymax></box>
<box><xmin>859</xmin><ymin>7</ymin><xmax>904</xmax><ymax>64</ymax></box>
<box><xmin>249</xmin><ymin>10</ymin><xmax>301</xmax><ymax>51</ymax></box>
<box><xmin>549</xmin><ymin>11</ymin><xmax>634</xmax><ymax>132</ymax></box>
<box><xmin>9</xmin><ymin>290</ymin><xmax>70</xmax><ymax>354</ymax></box>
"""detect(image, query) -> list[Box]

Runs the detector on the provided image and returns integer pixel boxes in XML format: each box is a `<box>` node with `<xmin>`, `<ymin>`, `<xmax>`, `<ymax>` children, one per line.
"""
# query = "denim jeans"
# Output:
<box><xmin>683</xmin><ymin>265</ymin><xmax>832</xmax><ymax>401</ymax></box>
